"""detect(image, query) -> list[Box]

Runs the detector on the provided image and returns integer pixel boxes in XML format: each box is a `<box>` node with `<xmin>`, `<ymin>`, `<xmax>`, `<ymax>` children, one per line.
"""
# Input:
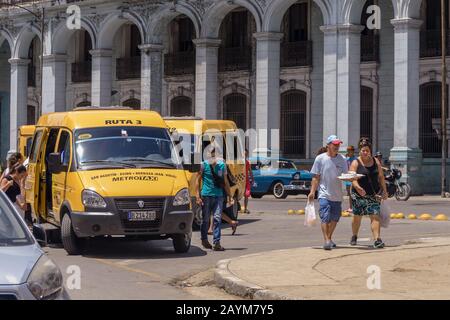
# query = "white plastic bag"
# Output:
<box><xmin>380</xmin><ymin>200</ymin><xmax>391</xmax><ymax>228</ymax></box>
<box><xmin>304</xmin><ymin>202</ymin><xmax>317</xmax><ymax>227</ymax></box>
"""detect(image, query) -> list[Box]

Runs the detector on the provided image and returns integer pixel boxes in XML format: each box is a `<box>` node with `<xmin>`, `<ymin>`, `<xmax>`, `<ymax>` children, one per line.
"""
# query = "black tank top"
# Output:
<box><xmin>356</xmin><ymin>158</ymin><xmax>380</xmax><ymax>195</ymax></box>
<box><xmin>3</xmin><ymin>176</ymin><xmax>21</xmax><ymax>204</ymax></box>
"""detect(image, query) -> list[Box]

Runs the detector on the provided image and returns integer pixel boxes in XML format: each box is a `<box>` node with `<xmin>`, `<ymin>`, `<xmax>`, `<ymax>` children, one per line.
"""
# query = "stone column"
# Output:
<box><xmin>320</xmin><ymin>25</ymin><xmax>363</xmax><ymax>149</ymax></box>
<box><xmin>42</xmin><ymin>54</ymin><xmax>67</xmax><ymax>114</ymax></box>
<box><xmin>90</xmin><ymin>49</ymin><xmax>113</xmax><ymax>107</ymax></box>
<box><xmin>254</xmin><ymin>32</ymin><xmax>283</xmax><ymax>152</ymax></box>
<box><xmin>193</xmin><ymin>38</ymin><xmax>221</xmax><ymax>119</ymax></box>
<box><xmin>9</xmin><ymin>58</ymin><xmax>29</xmax><ymax>150</ymax></box>
<box><xmin>139</xmin><ymin>44</ymin><xmax>163</xmax><ymax>112</ymax></box>
<box><xmin>389</xmin><ymin>18</ymin><xmax>423</xmax><ymax>195</ymax></box>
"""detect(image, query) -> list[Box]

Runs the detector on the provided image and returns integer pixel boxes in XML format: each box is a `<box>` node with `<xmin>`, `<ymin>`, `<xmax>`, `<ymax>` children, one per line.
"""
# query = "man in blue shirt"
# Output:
<box><xmin>195</xmin><ymin>148</ymin><xmax>231</xmax><ymax>251</ymax></box>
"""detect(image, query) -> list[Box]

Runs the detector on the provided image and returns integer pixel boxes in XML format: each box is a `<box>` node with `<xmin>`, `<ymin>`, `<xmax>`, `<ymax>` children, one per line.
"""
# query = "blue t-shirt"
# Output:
<box><xmin>201</xmin><ymin>160</ymin><xmax>226</xmax><ymax>197</ymax></box>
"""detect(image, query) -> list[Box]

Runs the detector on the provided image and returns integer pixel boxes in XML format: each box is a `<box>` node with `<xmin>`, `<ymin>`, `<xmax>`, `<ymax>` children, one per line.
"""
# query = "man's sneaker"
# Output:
<box><xmin>350</xmin><ymin>235</ymin><xmax>358</xmax><ymax>246</ymax></box>
<box><xmin>330</xmin><ymin>241</ymin><xmax>337</xmax><ymax>248</ymax></box>
<box><xmin>213</xmin><ymin>243</ymin><xmax>226</xmax><ymax>251</ymax></box>
<box><xmin>373</xmin><ymin>239</ymin><xmax>385</xmax><ymax>249</ymax></box>
<box><xmin>323</xmin><ymin>242</ymin><xmax>333</xmax><ymax>250</ymax></box>
<box><xmin>202</xmin><ymin>240</ymin><xmax>213</xmax><ymax>249</ymax></box>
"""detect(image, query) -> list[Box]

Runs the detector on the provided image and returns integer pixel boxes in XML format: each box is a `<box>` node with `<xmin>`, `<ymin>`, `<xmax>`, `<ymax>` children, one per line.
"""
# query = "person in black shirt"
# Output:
<box><xmin>349</xmin><ymin>138</ymin><xmax>388</xmax><ymax>249</ymax></box>
<box><xmin>1</xmin><ymin>164</ymin><xmax>28</xmax><ymax>217</ymax></box>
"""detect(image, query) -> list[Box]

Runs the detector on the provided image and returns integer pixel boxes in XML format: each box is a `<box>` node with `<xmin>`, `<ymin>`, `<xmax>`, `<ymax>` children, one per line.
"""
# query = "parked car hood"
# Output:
<box><xmin>0</xmin><ymin>244</ymin><xmax>43</xmax><ymax>285</ymax></box>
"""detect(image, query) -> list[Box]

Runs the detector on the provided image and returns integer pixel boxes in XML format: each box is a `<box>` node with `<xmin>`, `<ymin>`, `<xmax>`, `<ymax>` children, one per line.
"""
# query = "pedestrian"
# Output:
<box><xmin>196</xmin><ymin>148</ymin><xmax>232</xmax><ymax>251</ymax></box>
<box><xmin>308</xmin><ymin>135</ymin><xmax>349</xmax><ymax>250</ymax></box>
<box><xmin>1</xmin><ymin>164</ymin><xmax>28</xmax><ymax>218</ymax></box>
<box><xmin>1</xmin><ymin>152</ymin><xmax>24</xmax><ymax>180</ymax></box>
<box><xmin>345</xmin><ymin>146</ymin><xmax>357</xmax><ymax>213</ymax></box>
<box><xmin>349</xmin><ymin>138</ymin><xmax>388</xmax><ymax>248</ymax></box>
<box><xmin>243</xmin><ymin>149</ymin><xmax>254</xmax><ymax>214</ymax></box>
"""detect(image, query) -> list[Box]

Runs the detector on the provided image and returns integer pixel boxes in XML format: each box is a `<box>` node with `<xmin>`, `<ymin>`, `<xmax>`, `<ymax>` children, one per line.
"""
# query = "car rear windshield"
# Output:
<box><xmin>0</xmin><ymin>198</ymin><xmax>33</xmax><ymax>246</ymax></box>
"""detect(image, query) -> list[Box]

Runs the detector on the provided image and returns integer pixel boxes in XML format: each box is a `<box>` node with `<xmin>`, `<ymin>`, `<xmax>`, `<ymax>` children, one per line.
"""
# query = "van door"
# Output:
<box><xmin>25</xmin><ymin>128</ymin><xmax>48</xmax><ymax>221</ymax></box>
<box><xmin>52</xmin><ymin>129</ymin><xmax>72</xmax><ymax>223</ymax></box>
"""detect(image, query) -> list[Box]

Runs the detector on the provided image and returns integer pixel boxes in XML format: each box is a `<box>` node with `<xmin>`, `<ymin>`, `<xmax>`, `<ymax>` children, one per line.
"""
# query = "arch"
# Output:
<box><xmin>0</xmin><ymin>29</ymin><xmax>14</xmax><ymax>51</ymax></box>
<box><xmin>170</xmin><ymin>96</ymin><xmax>193</xmax><ymax>117</ymax></box>
<box><xmin>98</xmin><ymin>11</ymin><xmax>146</xmax><ymax>49</ymax></box>
<box><xmin>280</xmin><ymin>89</ymin><xmax>307</xmax><ymax>158</ymax></box>
<box><xmin>148</xmin><ymin>3</ymin><xmax>201</xmax><ymax>43</ymax></box>
<box><xmin>201</xmin><ymin>0</ymin><xmax>262</xmax><ymax>38</ymax></box>
<box><xmin>223</xmin><ymin>93</ymin><xmax>247</xmax><ymax>131</ymax></box>
<box><xmin>76</xmin><ymin>100</ymin><xmax>92</xmax><ymax>108</ymax></box>
<box><xmin>264</xmin><ymin>0</ymin><xmax>329</xmax><ymax>32</ymax></box>
<box><xmin>122</xmin><ymin>98</ymin><xmax>141</xmax><ymax>110</ymax></box>
<box><xmin>13</xmin><ymin>24</ymin><xmax>42</xmax><ymax>58</ymax></box>
<box><xmin>345</xmin><ymin>0</ymin><xmax>368</xmax><ymax>25</ymax></box>
<box><xmin>52</xmin><ymin>18</ymin><xmax>96</xmax><ymax>54</ymax></box>
<box><xmin>392</xmin><ymin>0</ymin><xmax>423</xmax><ymax>19</ymax></box>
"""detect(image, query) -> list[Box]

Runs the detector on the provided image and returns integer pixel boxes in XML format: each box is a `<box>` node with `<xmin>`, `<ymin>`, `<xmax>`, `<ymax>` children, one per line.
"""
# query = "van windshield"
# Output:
<box><xmin>75</xmin><ymin>127</ymin><xmax>181</xmax><ymax>169</ymax></box>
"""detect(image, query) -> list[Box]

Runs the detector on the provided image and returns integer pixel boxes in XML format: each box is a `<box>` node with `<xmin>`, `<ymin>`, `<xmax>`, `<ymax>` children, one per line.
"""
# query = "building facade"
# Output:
<box><xmin>0</xmin><ymin>0</ymin><xmax>449</xmax><ymax>194</ymax></box>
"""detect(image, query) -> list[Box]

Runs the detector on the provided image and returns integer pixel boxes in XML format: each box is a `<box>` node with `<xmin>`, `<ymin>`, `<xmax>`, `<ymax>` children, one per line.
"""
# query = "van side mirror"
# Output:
<box><xmin>32</xmin><ymin>224</ymin><xmax>47</xmax><ymax>247</ymax></box>
<box><xmin>48</xmin><ymin>152</ymin><xmax>63</xmax><ymax>174</ymax></box>
<box><xmin>184</xmin><ymin>164</ymin><xmax>201</xmax><ymax>173</ymax></box>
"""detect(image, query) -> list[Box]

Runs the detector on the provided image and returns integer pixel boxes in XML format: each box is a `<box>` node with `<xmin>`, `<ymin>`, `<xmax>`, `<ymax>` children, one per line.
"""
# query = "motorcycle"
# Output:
<box><xmin>384</xmin><ymin>168</ymin><xmax>411</xmax><ymax>201</ymax></box>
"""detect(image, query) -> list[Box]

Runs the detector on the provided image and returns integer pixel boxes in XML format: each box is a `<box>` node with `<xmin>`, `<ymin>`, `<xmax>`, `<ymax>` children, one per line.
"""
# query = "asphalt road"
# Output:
<box><xmin>45</xmin><ymin>196</ymin><xmax>450</xmax><ymax>300</ymax></box>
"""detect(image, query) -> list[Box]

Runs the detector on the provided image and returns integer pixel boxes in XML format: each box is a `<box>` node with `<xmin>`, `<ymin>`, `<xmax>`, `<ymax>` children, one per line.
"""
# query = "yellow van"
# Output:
<box><xmin>25</xmin><ymin>107</ymin><xmax>193</xmax><ymax>255</ymax></box>
<box><xmin>164</xmin><ymin>117</ymin><xmax>246</xmax><ymax>229</ymax></box>
<box><xmin>18</xmin><ymin>125</ymin><xmax>36</xmax><ymax>158</ymax></box>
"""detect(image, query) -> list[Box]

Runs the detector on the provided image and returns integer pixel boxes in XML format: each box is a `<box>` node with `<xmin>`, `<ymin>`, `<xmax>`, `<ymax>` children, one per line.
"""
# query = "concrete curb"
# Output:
<box><xmin>214</xmin><ymin>238</ymin><xmax>450</xmax><ymax>300</ymax></box>
<box><xmin>214</xmin><ymin>259</ymin><xmax>293</xmax><ymax>300</ymax></box>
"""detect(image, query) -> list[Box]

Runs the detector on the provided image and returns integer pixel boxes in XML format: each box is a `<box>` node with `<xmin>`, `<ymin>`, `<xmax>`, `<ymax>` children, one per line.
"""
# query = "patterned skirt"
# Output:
<box><xmin>350</xmin><ymin>189</ymin><xmax>381</xmax><ymax>216</ymax></box>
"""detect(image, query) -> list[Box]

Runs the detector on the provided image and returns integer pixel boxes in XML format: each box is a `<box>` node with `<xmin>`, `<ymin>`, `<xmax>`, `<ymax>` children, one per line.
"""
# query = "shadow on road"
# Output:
<box><xmin>49</xmin><ymin>238</ymin><xmax>208</xmax><ymax>259</ymax></box>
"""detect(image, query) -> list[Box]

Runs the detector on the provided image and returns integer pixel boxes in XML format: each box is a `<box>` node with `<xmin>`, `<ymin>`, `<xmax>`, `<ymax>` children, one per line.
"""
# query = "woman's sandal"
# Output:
<box><xmin>231</xmin><ymin>221</ymin><xmax>238</xmax><ymax>235</ymax></box>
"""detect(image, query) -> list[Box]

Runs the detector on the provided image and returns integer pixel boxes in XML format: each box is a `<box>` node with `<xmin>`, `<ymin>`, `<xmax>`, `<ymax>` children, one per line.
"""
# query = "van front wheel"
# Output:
<box><xmin>172</xmin><ymin>232</ymin><xmax>191</xmax><ymax>253</ymax></box>
<box><xmin>61</xmin><ymin>214</ymin><xmax>83</xmax><ymax>256</ymax></box>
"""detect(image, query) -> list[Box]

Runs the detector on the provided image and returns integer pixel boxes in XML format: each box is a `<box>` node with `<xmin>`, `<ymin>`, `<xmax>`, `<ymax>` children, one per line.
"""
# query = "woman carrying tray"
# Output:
<box><xmin>349</xmin><ymin>138</ymin><xmax>388</xmax><ymax>249</ymax></box>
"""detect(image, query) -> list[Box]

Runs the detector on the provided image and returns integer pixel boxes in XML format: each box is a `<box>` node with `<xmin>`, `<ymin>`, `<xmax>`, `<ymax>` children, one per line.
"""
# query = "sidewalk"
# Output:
<box><xmin>214</xmin><ymin>237</ymin><xmax>450</xmax><ymax>300</ymax></box>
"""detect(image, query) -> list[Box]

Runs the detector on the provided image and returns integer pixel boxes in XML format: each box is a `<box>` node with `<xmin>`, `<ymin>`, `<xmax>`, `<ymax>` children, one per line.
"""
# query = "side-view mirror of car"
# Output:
<box><xmin>184</xmin><ymin>164</ymin><xmax>201</xmax><ymax>173</ymax></box>
<box><xmin>48</xmin><ymin>153</ymin><xmax>63</xmax><ymax>174</ymax></box>
<box><xmin>32</xmin><ymin>224</ymin><xmax>47</xmax><ymax>247</ymax></box>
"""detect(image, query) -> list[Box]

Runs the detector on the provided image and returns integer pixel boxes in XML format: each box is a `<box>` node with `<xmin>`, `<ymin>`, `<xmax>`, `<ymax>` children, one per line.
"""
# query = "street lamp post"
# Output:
<box><xmin>441</xmin><ymin>0</ymin><xmax>448</xmax><ymax>197</ymax></box>
<box><xmin>0</xmin><ymin>3</ymin><xmax>45</xmax><ymax>120</ymax></box>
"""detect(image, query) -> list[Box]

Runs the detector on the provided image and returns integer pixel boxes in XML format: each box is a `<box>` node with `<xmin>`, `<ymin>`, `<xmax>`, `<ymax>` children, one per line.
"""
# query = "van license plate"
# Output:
<box><xmin>128</xmin><ymin>211</ymin><xmax>157</xmax><ymax>221</ymax></box>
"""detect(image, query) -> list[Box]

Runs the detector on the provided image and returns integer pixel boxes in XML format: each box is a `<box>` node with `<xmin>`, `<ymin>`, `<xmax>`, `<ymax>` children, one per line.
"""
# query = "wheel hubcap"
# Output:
<box><xmin>274</xmin><ymin>184</ymin><xmax>284</xmax><ymax>197</ymax></box>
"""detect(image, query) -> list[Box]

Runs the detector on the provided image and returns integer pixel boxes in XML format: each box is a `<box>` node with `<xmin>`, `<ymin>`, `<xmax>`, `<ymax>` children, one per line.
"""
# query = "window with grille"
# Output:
<box><xmin>360</xmin><ymin>86</ymin><xmax>374</xmax><ymax>142</ymax></box>
<box><xmin>171</xmin><ymin>96</ymin><xmax>193</xmax><ymax>117</ymax></box>
<box><xmin>420</xmin><ymin>82</ymin><xmax>444</xmax><ymax>158</ymax></box>
<box><xmin>123</xmin><ymin>98</ymin><xmax>141</xmax><ymax>110</ymax></box>
<box><xmin>280</xmin><ymin>90</ymin><xmax>307</xmax><ymax>159</ymax></box>
<box><xmin>223</xmin><ymin>93</ymin><xmax>247</xmax><ymax>131</ymax></box>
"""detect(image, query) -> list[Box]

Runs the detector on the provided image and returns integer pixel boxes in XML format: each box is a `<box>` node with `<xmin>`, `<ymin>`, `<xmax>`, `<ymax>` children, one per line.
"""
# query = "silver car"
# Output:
<box><xmin>0</xmin><ymin>191</ymin><xmax>69</xmax><ymax>300</ymax></box>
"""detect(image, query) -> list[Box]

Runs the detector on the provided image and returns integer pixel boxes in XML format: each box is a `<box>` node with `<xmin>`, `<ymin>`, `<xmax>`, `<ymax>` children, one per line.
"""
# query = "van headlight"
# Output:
<box><xmin>27</xmin><ymin>255</ymin><xmax>63</xmax><ymax>300</ymax></box>
<box><xmin>173</xmin><ymin>188</ymin><xmax>190</xmax><ymax>206</ymax></box>
<box><xmin>82</xmin><ymin>190</ymin><xmax>107</xmax><ymax>209</ymax></box>
<box><xmin>293</xmin><ymin>173</ymin><xmax>301</xmax><ymax>180</ymax></box>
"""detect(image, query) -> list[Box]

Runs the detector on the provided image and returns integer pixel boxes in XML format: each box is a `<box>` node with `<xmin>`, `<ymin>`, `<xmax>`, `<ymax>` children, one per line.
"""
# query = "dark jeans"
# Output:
<box><xmin>201</xmin><ymin>196</ymin><xmax>224</xmax><ymax>245</ymax></box>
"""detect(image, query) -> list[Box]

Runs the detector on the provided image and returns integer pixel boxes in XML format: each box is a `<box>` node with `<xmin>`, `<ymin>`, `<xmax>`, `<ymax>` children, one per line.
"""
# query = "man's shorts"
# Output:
<box><xmin>318</xmin><ymin>198</ymin><xmax>342</xmax><ymax>224</ymax></box>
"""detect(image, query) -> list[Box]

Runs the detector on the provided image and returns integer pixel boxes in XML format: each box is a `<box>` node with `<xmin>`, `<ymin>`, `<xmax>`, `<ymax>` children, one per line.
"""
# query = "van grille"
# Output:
<box><xmin>115</xmin><ymin>198</ymin><xmax>165</xmax><ymax>211</ymax></box>
<box><xmin>115</xmin><ymin>198</ymin><xmax>165</xmax><ymax>230</ymax></box>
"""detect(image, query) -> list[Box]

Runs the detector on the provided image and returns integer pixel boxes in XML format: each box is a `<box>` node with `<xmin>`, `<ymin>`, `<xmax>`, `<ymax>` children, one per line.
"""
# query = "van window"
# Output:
<box><xmin>29</xmin><ymin>130</ymin><xmax>43</xmax><ymax>163</ymax></box>
<box><xmin>57</xmin><ymin>130</ymin><xmax>71</xmax><ymax>167</ymax></box>
<box><xmin>74</xmin><ymin>127</ymin><xmax>181</xmax><ymax>169</ymax></box>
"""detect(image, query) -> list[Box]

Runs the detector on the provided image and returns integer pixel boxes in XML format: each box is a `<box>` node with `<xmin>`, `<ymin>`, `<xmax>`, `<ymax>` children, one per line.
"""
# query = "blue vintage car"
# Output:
<box><xmin>249</xmin><ymin>157</ymin><xmax>314</xmax><ymax>199</ymax></box>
